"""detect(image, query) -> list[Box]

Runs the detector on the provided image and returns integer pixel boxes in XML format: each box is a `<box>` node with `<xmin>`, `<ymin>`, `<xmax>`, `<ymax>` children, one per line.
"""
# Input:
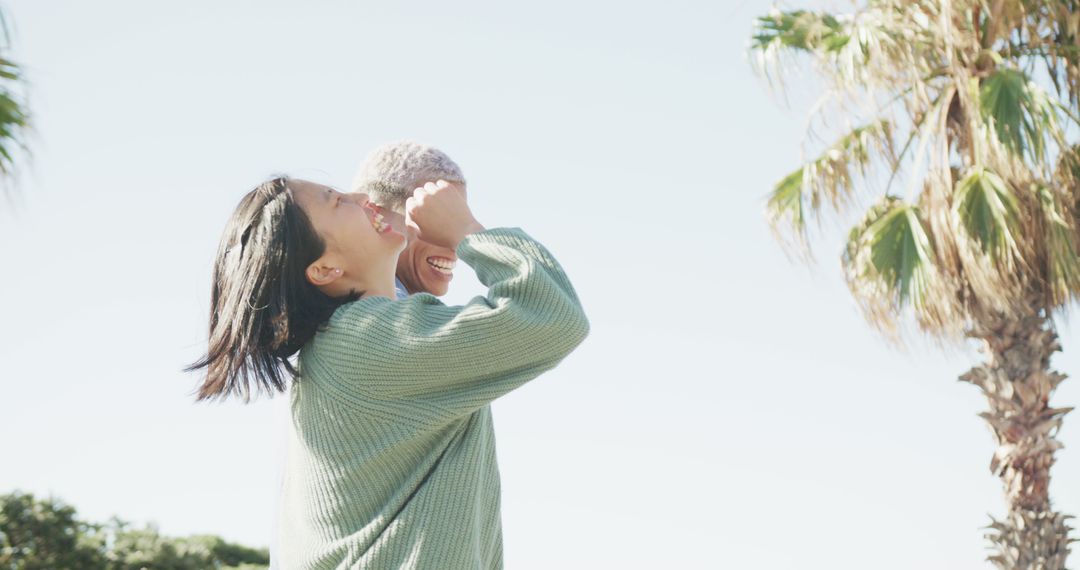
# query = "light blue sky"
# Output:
<box><xmin>1</xmin><ymin>1</ymin><xmax>1076</xmax><ymax>569</ymax></box>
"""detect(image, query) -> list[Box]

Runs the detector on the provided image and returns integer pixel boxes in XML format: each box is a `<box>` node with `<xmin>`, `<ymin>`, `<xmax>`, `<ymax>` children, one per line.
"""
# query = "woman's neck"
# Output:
<box><xmin>320</xmin><ymin>264</ymin><xmax>397</xmax><ymax>300</ymax></box>
<box><xmin>360</xmin><ymin>278</ymin><xmax>397</xmax><ymax>300</ymax></box>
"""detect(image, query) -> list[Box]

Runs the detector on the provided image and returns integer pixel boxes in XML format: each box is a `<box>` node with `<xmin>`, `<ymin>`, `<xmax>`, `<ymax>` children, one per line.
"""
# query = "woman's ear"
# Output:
<box><xmin>305</xmin><ymin>262</ymin><xmax>343</xmax><ymax>286</ymax></box>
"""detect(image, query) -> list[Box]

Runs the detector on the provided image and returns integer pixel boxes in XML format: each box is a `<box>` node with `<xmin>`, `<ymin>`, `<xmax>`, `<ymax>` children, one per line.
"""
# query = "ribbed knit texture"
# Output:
<box><xmin>277</xmin><ymin>228</ymin><xmax>589</xmax><ymax>570</ymax></box>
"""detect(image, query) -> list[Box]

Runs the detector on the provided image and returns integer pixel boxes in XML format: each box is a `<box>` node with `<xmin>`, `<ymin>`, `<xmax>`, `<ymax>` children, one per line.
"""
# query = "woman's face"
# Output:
<box><xmin>291</xmin><ymin>179</ymin><xmax>406</xmax><ymax>291</ymax></box>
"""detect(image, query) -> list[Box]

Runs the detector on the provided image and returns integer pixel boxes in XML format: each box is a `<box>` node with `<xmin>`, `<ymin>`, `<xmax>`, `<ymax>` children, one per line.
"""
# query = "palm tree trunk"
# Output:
<box><xmin>961</xmin><ymin>305</ymin><xmax>1075</xmax><ymax>569</ymax></box>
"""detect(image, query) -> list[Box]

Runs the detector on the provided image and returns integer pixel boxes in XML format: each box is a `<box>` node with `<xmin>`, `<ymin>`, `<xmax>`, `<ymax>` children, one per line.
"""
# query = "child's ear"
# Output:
<box><xmin>305</xmin><ymin>263</ymin><xmax>343</xmax><ymax>286</ymax></box>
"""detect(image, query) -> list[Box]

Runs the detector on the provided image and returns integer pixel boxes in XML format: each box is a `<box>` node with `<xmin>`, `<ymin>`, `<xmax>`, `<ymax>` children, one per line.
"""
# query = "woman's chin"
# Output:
<box><xmin>381</xmin><ymin>227</ymin><xmax>407</xmax><ymax>245</ymax></box>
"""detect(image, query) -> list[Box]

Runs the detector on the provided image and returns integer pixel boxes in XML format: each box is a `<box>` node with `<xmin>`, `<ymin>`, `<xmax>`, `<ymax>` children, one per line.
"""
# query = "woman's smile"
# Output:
<box><xmin>360</xmin><ymin>202</ymin><xmax>394</xmax><ymax>234</ymax></box>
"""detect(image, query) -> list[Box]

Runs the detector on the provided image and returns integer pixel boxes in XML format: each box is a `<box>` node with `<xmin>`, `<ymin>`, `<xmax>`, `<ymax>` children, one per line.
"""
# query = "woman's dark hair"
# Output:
<box><xmin>186</xmin><ymin>177</ymin><xmax>360</xmax><ymax>401</ymax></box>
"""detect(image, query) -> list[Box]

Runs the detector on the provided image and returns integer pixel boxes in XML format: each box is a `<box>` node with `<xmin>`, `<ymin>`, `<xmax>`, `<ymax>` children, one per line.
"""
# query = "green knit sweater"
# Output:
<box><xmin>278</xmin><ymin>228</ymin><xmax>589</xmax><ymax>569</ymax></box>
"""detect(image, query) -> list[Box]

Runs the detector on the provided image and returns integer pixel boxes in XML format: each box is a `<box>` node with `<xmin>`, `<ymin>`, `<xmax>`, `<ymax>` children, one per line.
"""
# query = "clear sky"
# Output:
<box><xmin>1</xmin><ymin>1</ymin><xmax>1077</xmax><ymax>569</ymax></box>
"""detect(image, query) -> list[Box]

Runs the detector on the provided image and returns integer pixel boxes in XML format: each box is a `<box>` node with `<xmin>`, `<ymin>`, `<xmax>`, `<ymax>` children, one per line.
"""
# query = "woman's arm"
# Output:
<box><xmin>311</xmin><ymin>227</ymin><xmax>589</xmax><ymax>415</ymax></box>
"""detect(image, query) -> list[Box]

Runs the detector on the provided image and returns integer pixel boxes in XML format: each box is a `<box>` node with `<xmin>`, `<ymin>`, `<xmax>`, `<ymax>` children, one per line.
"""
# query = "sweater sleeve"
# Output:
<box><xmin>312</xmin><ymin>227</ymin><xmax>590</xmax><ymax>415</ymax></box>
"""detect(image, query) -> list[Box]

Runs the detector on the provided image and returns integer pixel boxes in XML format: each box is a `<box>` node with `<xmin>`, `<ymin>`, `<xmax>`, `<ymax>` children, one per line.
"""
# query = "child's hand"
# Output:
<box><xmin>405</xmin><ymin>180</ymin><xmax>485</xmax><ymax>249</ymax></box>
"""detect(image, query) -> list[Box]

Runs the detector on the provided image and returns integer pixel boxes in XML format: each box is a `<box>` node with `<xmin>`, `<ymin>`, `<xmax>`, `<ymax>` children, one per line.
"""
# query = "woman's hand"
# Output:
<box><xmin>405</xmin><ymin>181</ymin><xmax>485</xmax><ymax>249</ymax></box>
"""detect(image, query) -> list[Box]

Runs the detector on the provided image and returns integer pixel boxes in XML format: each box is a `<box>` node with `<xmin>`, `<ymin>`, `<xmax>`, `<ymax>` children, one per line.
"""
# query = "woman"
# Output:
<box><xmin>188</xmin><ymin>176</ymin><xmax>589</xmax><ymax>569</ymax></box>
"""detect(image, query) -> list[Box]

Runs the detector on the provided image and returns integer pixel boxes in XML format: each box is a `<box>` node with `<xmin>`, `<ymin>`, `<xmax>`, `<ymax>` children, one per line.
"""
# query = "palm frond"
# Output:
<box><xmin>1037</xmin><ymin>184</ymin><xmax>1080</xmax><ymax>305</ymax></box>
<box><xmin>947</xmin><ymin>166</ymin><xmax>1028</xmax><ymax>314</ymax></box>
<box><xmin>979</xmin><ymin>68</ymin><xmax>1062</xmax><ymax>164</ymax></box>
<box><xmin>0</xmin><ymin>7</ymin><xmax>28</xmax><ymax>190</ymax></box>
<box><xmin>751</xmin><ymin>9</ymin><xmax>850</xmax><ymax>55</ymax></box>
<box><xmin>952</xmin><ymin>166</ymin><xmax>1023</xmax><ymax>267</ymax></box>
<box><xmin>767</xmin><ymin>169</ymin><xmax>806</xmax><ymax>238</ymax></box>
<box><xmin>826</xmin><ymin>8</ymin><xmax>911</xmax><ymax>86</ymax></box>
<box><xmin>767</xmin><ymin>120</ymin><xmax>894</xmax><ymax>248</ymax></box>
<box><xmin>843</xmin><ymin>196</ymin><xmax>946</xmax><ymax>334</ymax></box>
<box><xmin>751</xmin><ymin>7</ymin><xmax>909</xmax><ymax>90</ymax></box>
<box><xmin>1056</xmin><ymin>145</ymin><xmax>1080</xmax><ymax>222</ymax></box>
<box><xmin>0</xmin><ymin>90</ymin><xmax>27</xmax><ymax>174</ymax></box>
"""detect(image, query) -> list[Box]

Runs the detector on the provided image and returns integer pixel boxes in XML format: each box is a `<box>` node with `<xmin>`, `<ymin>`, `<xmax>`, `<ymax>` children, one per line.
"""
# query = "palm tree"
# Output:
<box><xmin>751</xmin><ymin>1</ymin><xmax>1079</xmax><ymax>567</ymax></box>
